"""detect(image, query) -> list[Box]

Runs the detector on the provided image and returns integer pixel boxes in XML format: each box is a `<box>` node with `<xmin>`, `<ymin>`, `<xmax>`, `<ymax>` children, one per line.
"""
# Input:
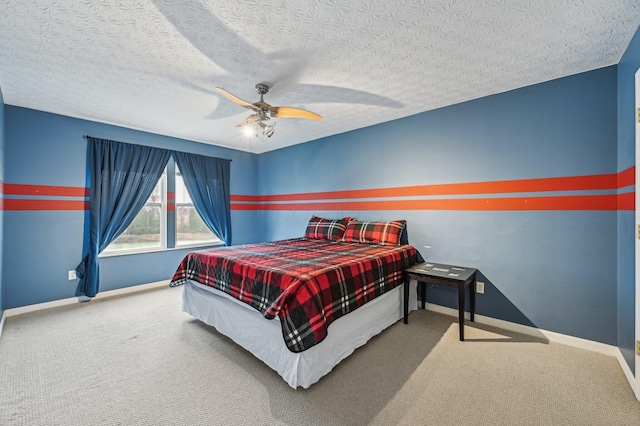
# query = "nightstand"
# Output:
<box><xmin>404</xmin><ymin>262</ymin><xmax>477</xmax><ymax>341</ymax></box>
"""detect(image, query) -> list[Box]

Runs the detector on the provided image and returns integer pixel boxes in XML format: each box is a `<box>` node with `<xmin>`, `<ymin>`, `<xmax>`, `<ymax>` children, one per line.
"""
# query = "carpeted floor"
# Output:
<box><xmin>1</xmin><ymin>286</ymin><xmax>639</xmax><ymax>425</ymax></box>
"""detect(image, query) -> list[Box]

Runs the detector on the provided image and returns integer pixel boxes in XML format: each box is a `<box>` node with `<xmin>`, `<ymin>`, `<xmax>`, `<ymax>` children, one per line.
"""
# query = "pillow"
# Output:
<box><xmin>341</xmin><ymin>220</ymin><xmax>406</xmax><ymax>246</ymax></box>
<box><xmin>304</xmin><ymin>215</ymin><xmax>351</xmax><ymax>241</ymax></box>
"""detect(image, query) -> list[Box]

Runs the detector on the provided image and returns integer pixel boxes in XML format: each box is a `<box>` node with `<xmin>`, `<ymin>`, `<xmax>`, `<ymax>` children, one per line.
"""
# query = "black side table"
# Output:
<box><xmin>404</xmin><ymin>262</ymin><xmax>477</xmax><ymax>341</ymax></box>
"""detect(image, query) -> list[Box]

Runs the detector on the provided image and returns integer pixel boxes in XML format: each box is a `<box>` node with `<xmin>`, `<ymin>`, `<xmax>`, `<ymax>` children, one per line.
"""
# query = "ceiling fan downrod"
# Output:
<box><xmin>255</xmin><ymin>83</ymin><xmax>269</xmax><ymax>102</ymax></box>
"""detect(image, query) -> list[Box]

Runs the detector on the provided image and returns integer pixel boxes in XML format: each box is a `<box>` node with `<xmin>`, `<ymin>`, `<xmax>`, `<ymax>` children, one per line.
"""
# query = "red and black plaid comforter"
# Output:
<box><xmin>170</xmin><ymin>238</ymin><xmax>418</xmax><ymax>352</ymax></box>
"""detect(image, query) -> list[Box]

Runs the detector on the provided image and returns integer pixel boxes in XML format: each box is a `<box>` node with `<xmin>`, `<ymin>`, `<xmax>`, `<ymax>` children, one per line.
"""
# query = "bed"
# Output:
<box><xmin>170</xmin><ymin>216</ymin><xmax>419</xmax><ymax>388</ymax></box>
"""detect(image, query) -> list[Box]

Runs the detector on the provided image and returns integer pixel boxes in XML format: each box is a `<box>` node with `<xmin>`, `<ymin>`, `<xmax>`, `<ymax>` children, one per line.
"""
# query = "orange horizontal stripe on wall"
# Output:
<box><xmin>231</xmin><ymin>194</ymin><xmax>631</xmax><ymax>211</ymax></box>
<box><xmin>617</xmin><ymin>191</ymin><xmax>635</xmax><ymax>210</ymax></box>
<box><xmin>230</xmin><ymin>168</ymin><xmax>635</xmax><ymax>203</ymax></box>
<box><xmin>3</xmin><ymin>183</ymin><xmax>89</xmax><ymax>197</ymax></box>
<box><xmin>618</xmin><ymin>167</ymin><xmax>635</xmax><ymax>188</ymax></box>
<box><xmin>4</xmin><ymin>199</ymin><xmax>89</xmax><ymax>211</ymax></box>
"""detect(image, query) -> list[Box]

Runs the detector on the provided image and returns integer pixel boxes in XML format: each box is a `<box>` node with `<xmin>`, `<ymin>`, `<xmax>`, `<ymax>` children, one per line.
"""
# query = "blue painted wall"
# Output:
<box><xmin>617</xmin><ymin>25</ymin><xmax>640</xmax><ymax>374</ymax></box>
<box><xmin>2</xmin><ymin>107</ymin><xmax>260</xmax><ymax>308</ymax></box>
<box><xmin>257</xmin><ymin>67</ymin><xmax>620</xmax><ymax>344</ymax></box>
<box><xmin>0</xmin><ymin>85</ymin><xmax>5</xmax><ymax>315</ymax></box>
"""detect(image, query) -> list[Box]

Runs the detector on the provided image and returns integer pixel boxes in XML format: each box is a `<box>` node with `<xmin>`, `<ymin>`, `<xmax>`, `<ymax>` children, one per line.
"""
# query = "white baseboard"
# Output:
<box><xmin>615</xmin><ymin>349</ymin><xmax>640</xmax><ymax>401</ymax></box>
<box><xmin>92</xmin><ymin>280</ymin><xmax>170</xmax><ymax>301</ymax></box>
<box><xmin>4</xmin><ymin>280</ymin><xmax>170</xmax><ymax>318</ymax></box>
<box><xmin>424</xmin><ymin>302</ymin><xmax>618</xmax><ymax>355</ymax></box>
<box><xmin>0</xmin><ymin>310</ymin><xmax>6</xmax><ymax>342</ymax></box>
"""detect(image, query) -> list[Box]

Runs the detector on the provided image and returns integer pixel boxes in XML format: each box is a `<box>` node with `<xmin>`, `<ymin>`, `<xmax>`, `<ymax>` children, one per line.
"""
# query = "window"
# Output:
<box><xmin>104</xmin><ymin>171</ymin><xmax>167</xmax><ymax>253</ymax></box>
<box><xmin>175</xmin><ymin>165</ymin><xmax>221</xmax><ymax>247</ymax></box>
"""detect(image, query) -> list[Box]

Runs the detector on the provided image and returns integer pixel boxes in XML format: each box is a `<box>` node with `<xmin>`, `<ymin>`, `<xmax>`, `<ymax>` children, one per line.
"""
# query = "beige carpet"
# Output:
<box><xmin>1</xmin><ymin>286</ymin><xmax>639</xmax><ymax>425</ymax></box>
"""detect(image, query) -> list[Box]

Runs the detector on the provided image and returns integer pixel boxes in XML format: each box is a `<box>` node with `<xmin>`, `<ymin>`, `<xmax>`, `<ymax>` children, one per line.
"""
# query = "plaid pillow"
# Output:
<box><xmin>304</xmin><ymin>215</ymin><xmax>351</xmax><ymax>241</ymax></box>
<box><xmin>341</xmin><ymin>220</ymin><xmax>406</xmax><ymax>246</ymax></box>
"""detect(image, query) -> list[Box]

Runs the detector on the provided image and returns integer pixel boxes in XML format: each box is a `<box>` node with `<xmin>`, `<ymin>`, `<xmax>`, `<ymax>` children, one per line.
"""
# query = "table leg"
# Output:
<box><xmin>421</xmin><ymin>282</ymin><xmax>426</xmax><ymax>310</ymax></box>
<box><xmin>403</xmin><ymin>274</ymin><xmax>409</xmax><ymax>324</ymax></box>
<box><xmin>470</xmin><ymin>275</ymin><xmax>476</xmax><ymax>323</ymax></box>
<box><xmin>458</xmin><ymin>282</ymin><xmax>465</xmax><ymax>341</ymax></box>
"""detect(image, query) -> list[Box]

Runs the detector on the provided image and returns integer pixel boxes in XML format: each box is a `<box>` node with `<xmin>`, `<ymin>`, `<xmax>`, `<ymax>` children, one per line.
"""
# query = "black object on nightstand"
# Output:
<box><xmin>404</xmin><ymin>262</ymin><xmax>477</xmax><ymax>341</ymax></box>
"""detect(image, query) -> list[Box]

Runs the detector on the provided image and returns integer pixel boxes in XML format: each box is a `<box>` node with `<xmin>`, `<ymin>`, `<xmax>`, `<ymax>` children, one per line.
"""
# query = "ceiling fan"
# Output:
<box><xmin>216</xmin><ymin>84</ymin><xmax>322</xmax><ymax>138</ymax></box>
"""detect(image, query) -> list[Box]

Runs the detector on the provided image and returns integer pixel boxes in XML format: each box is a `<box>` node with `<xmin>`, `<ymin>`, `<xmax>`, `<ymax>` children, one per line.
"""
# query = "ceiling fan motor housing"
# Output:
<box><xmin>255</xmin><ymin>83</ymin><xmax>270</xmax><ymax>96</ymax></box>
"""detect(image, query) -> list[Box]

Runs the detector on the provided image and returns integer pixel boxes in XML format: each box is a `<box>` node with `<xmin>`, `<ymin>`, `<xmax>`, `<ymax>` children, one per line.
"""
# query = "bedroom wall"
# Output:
<box><xmin>254</xmin><ymin>66</ymin><xmax>621</xmax><ymax>345</ymax></box>
<box><xmin>2</xmin><ymin>107</ymin><xmax>260</xmax><ymax>309</ymax></box>
<box><xmin>617</xmin><ymin>25</ymin><xmax>640</xmax><ymax>374</ymax></box>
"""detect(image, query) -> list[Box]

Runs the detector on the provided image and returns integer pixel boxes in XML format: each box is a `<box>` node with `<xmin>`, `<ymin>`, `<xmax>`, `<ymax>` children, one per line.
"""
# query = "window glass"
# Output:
<box><xmin>104</xmin><ymin>174</ymin><xmax>166</xmax><ymax>252</ymax></box>
<box><xmin>175</xmin><ymin>166</ymin><xmax>221</xmax><ymax>246</ymax></box>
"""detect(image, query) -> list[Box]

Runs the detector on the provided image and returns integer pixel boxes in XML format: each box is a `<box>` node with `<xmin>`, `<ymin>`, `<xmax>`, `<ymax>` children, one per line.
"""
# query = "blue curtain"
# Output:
<box><xmin>173</xmin><ymin>151</ymin><xmax>232</xmax><ymax>246</ymax></box>
<box><xmin>76</xmin><ymin>137</ymin><xmax>171</xmax><ymax>297</ymax></box>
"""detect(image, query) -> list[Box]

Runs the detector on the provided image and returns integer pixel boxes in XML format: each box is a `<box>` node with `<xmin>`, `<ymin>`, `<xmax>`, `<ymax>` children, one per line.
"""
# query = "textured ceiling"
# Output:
<box><xmin>0</xmin><ymin>1</ymin><xmax>639</xmax><ymax>154</ymax></box>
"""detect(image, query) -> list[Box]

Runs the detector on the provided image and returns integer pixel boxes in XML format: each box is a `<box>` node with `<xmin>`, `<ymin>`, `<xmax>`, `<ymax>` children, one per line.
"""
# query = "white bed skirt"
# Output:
<box><xmin>182</xmin><ymin>279</ymin><xmax>418</xmax><ymax>389</ymax></box>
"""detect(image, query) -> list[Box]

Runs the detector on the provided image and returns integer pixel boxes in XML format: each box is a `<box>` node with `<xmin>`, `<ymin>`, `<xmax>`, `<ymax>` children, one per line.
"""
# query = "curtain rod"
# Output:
<box><xmin>82</xmin><ymin>135</ymin><xmax>232</xmax><ymax>162</ymax></box>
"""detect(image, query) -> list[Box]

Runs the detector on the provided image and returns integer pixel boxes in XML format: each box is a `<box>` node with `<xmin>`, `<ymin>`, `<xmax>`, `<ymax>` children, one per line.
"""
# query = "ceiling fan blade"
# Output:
<box><xmin>269</xmin><ymin>106</ymin><xmax>322</xmax><ymax>120</ymax></box>
<box><xmin>216</xmin><ymin>87</ymin><xmax>259</xmax><ymax>111</ymax></box>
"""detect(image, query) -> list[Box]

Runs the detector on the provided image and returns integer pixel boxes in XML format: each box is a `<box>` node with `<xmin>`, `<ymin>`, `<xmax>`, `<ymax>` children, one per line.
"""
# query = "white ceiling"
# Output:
<box><xmin>1</xmin><ymin>1</ymin><xmax>639</xmax><ymax>154</ymax></box>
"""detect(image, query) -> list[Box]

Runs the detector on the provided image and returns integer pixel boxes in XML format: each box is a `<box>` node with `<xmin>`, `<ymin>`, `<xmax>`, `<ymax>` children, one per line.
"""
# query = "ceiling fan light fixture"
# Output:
<box><xmin>240</xmin><ymin>116</ymin><xmax>275</xmax><ymax>138</ymax></box>
<box><xmin>242</xmin><ymin>124</ymin><xmax>257</xmax><ymax>137</ymax></box>
<box><xmin>256</xmin><ymin>119</ymin><xmax>276</xmax><ymax>138</ymax></box>
<box><xmin>264</xmin><ymin>122</ymin><xmax>276</xmax><ymax>138</ymax></box>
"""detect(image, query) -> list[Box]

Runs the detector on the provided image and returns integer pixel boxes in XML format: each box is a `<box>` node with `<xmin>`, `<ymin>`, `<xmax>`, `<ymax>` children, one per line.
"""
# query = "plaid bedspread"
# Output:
<box><xmin>170</xmin><ymin>238</ymin><xmax>418</xmax><ymax>352</ymax></box>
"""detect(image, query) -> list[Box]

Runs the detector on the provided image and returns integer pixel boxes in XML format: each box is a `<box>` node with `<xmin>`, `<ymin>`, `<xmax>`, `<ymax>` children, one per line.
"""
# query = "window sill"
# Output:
<box><xmin>175</xmin><ymin>241</ymin><xmax>224</xmax><ymax>251</ymax></box>
<box><xmin>99</xmin><ymin>242</ymin><xmax>224</xmax><ymax>258</ymax></box>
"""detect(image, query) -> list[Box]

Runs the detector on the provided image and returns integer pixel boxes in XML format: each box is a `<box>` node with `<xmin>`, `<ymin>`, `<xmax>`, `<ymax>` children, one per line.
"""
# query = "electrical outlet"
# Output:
<box><xmin>68</xmin><ymin>270</ymin><xmax>77</xmax><ymax>280</ymax></box>
<box><xmin>476</xmin><ymin>281</ymin><xmax>485</xmax><ymax>294</ymax></box>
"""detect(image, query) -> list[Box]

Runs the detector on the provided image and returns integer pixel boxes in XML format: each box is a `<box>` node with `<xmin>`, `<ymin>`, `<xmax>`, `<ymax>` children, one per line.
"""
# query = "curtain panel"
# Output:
<box><xmin>75</xmin><ymin>137</ymin><xmax>171</xmax><ymax>297</ymax></box>
<box><xmin>173</xmin><ymin>151</ymin><xmax>232</xmax><ymax>246</ymax></box>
